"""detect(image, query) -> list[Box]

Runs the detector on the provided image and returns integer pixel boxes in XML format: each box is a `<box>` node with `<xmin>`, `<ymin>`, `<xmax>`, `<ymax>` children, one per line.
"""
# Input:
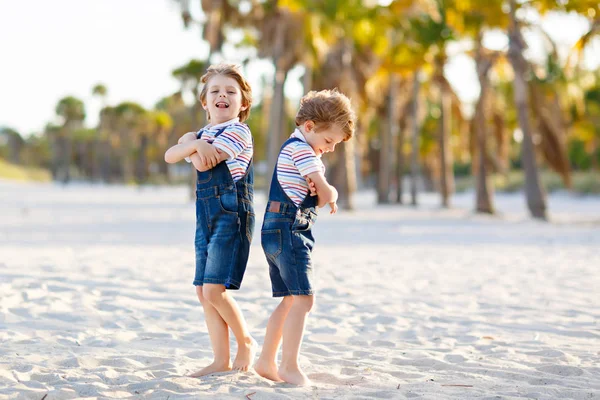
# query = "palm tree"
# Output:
<box><xmin>138</xmin><ymin>110</ymin><xmax>173</xmax><ymax>183</ymax></box>
<box><xmin>55</xmin><ymin>96</ymin><xmax>86</xmax><ymax>183</ymax></box>
<box><xmin>301</xmin><ymin>1</ymin><xmax>384</xmax><ymax>209</ymax></box>
<box><xmin>172</xmin><ymin>60</ymin><xmax>208</xmax><ymax>130</ymax></box>
<box><xmin>91</xmin><ymin>83</ymin><xmax>108</xmax><ymax>182</ymax></box>
<box><xmin>409</xmin><ymin>71</ymin><xmax>422</xmax><ymax>206</ymax></box>
<box><xmin>156</xmin><ymin>92</ymin><xmax>194</xmax><ymax>182</ymax></box>
<box><xmin>472</xmin><ymin>35</ymin><xmax>501</xmax><ymax>214</ymax></box>
<box><xmin>174</xmin><ymin>0</ymin><xmax>237</xmax><ymax>198</ymax></box>
<box><xmin>252</xmin><ymin>4</ymin><xmax>306</xmax><ymax>188</ymax></box>
<box><xmin>0</xmin><ymin>127</ymin><xmax>25</xmax><ymax>164</ymax></box>
<box><xmin>507</xmin><ymin>0</ymin><xmax>547</xmax><ymax>219</ymax></box>
<box><xmin>114</xmin><ymin>102</ymin><xmax>147</xmax><ymax>183</ymax></box>
<box><xmin>454</xmin><ymin>0</ymin><xmax>509</xmax><ymax>214</ymax></box>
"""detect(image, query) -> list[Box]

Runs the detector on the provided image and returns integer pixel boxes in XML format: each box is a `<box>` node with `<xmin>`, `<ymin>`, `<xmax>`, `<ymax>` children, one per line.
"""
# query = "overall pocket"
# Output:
<box><xmin>292</xmin><ymin>210</ymin><xmax>317</xmax><ymax>232</ymax></box>
<box><xmin>218</xmin><ymin>190</ymin><xmax>239</xmax><ymax>215</ymax></box>
<box><xmin>261</xmin><ymin>229</ymin><xmax>282</xmax><ymax>262</ymax></box>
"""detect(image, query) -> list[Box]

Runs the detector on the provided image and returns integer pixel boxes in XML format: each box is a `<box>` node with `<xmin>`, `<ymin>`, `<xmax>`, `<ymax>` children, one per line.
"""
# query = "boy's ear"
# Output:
<box><xmin>304</xmin><ymin>120</ymin><xmax>315</xmax><ymax>132</ymax></box>
<box><xmin>240</xmin><ymin>102</ymin><xmax>248</xmax><ymax>111</ymax></box>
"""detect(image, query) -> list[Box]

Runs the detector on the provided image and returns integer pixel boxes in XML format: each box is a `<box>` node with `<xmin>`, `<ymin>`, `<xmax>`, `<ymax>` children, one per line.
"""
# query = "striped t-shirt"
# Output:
<box><xmin>277</xmin><ymin>129</ymin><xmax>325</xmax><ymax>205</ymax></box>
<box><xmin>196</xmin><ymin>118</ymin><xmax>253</xmax><ymax>182</ymax></box>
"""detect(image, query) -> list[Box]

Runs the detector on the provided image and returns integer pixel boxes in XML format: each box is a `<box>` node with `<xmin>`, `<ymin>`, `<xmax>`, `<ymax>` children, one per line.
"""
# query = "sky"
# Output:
<box><xmin>0</xmin><ymin>1</ymin><xmax>598</xmax><ymax>137</ymax></box>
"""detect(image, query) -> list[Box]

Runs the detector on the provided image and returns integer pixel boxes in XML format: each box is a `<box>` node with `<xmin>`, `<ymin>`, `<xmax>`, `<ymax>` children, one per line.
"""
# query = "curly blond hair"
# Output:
<box><xmin>199</xmin><ymin>63</ymin><xmax>253</xmax><ymax>122</ymax></box>
<box><xmin>295</xmin><ymin>89</ymin><xmax>355</xmax><ymax>141</ymax></box>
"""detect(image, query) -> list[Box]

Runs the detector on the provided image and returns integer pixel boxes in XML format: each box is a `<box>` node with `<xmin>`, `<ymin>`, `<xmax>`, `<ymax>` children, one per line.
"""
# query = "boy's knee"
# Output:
<box><xmin>203</xmin><ymin>284</ymin><xmax>225</xmax><ymax>304</ymax></box>
<box><xmin>293</xmin><ymin>295</ymin><xmax>314</xmax><ymax>313</ymax></box>
<box><xmin>282</xmin><ymin>296</ymin><xmax>294</xmax><ymax>305</ymax></box>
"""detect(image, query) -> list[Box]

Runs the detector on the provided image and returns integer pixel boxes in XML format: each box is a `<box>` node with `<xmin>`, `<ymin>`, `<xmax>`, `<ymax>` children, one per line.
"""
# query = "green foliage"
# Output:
<box><xmin>453</xmin><ymin>160</ymin><xmax>471</xmax><ymax>177</ymax></box>
<box><xmin>0</xmin><ymin>127</ymin><xmax>25</xmax><ymax>162</ymax></box>
<box><xmin>568</xmin><ymin>139</ymin><xmax>592</xmax><ymax>170</ymax></box>
<box><xmin>92</xmin><ymin>83</ymin><xmax>107</xmax><ymax>97</ymax></box>
<box><xmin>56</xmin><ymin>96</ymin><xmax>86</xmax><ymax>123</ymax></box>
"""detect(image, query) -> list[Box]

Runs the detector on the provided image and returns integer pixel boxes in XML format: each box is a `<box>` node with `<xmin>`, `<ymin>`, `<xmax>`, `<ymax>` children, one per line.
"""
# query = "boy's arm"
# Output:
<box><xmin>305</xmin><ymin>171</ymin><xmax>338</xmax><ymax>208</ymax></box>
<box><xmin>190</xmin><ymin>140</ymin><xmax>229</xmax><ymax>171</ymax></box>
<box><xmin>189</xmin><ymin>148</ymin><xmax>228</xmax><ymax>172</ymax></box>
<box><xmin>165</xmin><ymin>136</ymin><xmax>228</xmax><ymax>169</ymax></box>
<box><xmin>164</xmin><ymin>140</ymin><xmax>201</xmax><ymax>164</ymax></box>
<box><xmin>178</xmin><ymin>131</ymin><xmax>198</xmax><ymax>144</ymax></box>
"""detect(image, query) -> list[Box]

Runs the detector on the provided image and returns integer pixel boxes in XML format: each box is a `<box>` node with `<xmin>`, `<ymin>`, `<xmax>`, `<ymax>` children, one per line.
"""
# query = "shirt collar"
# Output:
<box><xmin>291</xmin><ymin>128</ymin><xmax>321</xmax><ymax>159</ymax></box>
<box><xmin>206</xmin><ymin>117</ymin><xmax>239</xmax><ymax>130</ymax></box>
<box><xmin>291</xmin><ymin>128</ymin><xmax>307</xmax><ymax>142</ymax></box>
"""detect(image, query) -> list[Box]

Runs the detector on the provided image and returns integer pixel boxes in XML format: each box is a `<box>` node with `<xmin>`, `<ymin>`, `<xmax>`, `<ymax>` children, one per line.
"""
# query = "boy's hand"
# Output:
<box><xmin>178</xmin><ymin>131</ymin><xmax>197</xmax><ymax>144</ymax></box>
<box><xmin>195</xmin><ymin>140</ymin><xmax>221</xmax><ymax>168</ymax></box>
<box><xmin>328</xmin><ymin>201</ymin><xmax>338</xmax><ymax>214</ymax></box>
<box><xmin>306</xmin><ymin>177</ymin><xmax>318</xmax><ymax>196</ymax></box>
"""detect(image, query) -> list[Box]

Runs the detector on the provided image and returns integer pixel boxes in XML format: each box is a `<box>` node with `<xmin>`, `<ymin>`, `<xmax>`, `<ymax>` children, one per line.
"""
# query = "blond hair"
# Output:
<box><xmin>295</xmin><ymin>89</ymin><xmax>355</xmax><ymax>141</ymax></box>
<box><xmin>199</xmin><ymin>63</ymin><xmax>253</xmax><ymax>122</ymax></box>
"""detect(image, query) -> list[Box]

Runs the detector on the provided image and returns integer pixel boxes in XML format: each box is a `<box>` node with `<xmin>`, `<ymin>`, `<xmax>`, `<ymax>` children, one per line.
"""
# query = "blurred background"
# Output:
<box><xmin>1</xmin><ymin>0</ymin><xmax>599</xmax><ymax>220</ymax></box>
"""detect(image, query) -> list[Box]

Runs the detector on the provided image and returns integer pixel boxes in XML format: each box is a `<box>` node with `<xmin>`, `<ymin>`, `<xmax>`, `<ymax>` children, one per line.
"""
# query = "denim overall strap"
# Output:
<box><xmin>266</xmin><ymin>137</ymin><xmax>318</xmax><ymax>213</ymax></box>
<box><xmin>195</xmin><ymin>126</ymin><xmax>233</xmax><ymax>191</ymax></box>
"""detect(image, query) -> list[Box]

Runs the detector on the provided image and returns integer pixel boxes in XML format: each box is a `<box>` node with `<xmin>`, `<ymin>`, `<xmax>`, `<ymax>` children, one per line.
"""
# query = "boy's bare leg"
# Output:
<box><xmin>279</xmin><ymin>295</ymin><xmax>314</xmax><ymax>386</ymax></box>
<box><xmin>203</xmin><ymin>284</ymin><xmax>257</xmax><ymax>371</ymax></box>
<box><xmin>189</xmin><ymin>286</ymin><xmax>232</xmax><ymax>377</ymax></box>
<box><xmin>255</xmin><ymin>296</ymin><xmax>294</xmax><ymax>381</ymax></box>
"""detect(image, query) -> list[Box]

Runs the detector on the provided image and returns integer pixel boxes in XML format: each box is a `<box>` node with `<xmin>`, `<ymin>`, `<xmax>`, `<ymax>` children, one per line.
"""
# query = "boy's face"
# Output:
<box><xmin>302</xmin><ymin>121</ymin><xmax>346</xmax><ymax>156</ymax></box>
<box><xmin>202</xmin><ymin>75</ymin><xmax>247</xmax><ymax>125</ymax></box>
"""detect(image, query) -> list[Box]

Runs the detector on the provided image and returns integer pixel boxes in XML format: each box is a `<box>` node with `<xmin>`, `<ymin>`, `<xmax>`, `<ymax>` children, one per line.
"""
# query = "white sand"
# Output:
<box><xmin>1</xmin><ymin>181</ymin><xmax>599</xmax><ymax>399</ymax></box>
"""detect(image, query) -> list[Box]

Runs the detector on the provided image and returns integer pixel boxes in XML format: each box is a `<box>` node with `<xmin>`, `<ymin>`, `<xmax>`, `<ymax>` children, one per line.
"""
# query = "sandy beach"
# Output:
<box><xmin>1</xmin><ymin>180</ymin><xmax>599</xmax><ymax>399</ymax></box>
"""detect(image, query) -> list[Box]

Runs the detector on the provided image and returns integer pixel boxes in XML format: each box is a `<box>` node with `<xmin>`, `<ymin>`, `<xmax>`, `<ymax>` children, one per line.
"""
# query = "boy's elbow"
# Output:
<box><xmin>164</xmin><ymin>152</ymin><xmax>176</xmax><ymax>164</ymax></box>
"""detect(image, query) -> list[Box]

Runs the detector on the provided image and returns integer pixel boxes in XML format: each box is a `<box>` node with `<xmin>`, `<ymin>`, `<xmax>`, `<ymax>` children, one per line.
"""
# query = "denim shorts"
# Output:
<box><xmin>194</xmin><ymin>185</ymin><xmax>244</xmax><ymax>288</ymax></box>
<box><xmin>261</xmin><ymin>205</ymin><xmax>317</xmax><ymax>297</ymax></box>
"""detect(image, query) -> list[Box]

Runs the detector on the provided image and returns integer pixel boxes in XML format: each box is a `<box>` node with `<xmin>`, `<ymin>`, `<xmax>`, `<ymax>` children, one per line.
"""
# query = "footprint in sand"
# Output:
<box><xmin>444</xmin><ymin>354</ymin><xmax>467</xmax><ymax>363</ymax></box>
<box><xmin>536</xmin><ymin>365</ymin><xmax>584</xmax><ymax>376</ymax></box>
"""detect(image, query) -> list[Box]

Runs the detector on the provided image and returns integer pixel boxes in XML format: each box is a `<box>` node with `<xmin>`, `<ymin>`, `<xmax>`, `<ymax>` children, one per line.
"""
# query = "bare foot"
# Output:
<box><xmin>188</xmin><ymin>360</ymin><xmax>232</xmax><ymax>377</ymax></box>
<box><xmin>278</xmin><ymin>366</ymin><xmax>311</xmax><ymax>386</ymax></box>
<box><xmin>254</xmin><ymin>358</ymin><xmax>282</xmax><ymax>382</ymax></box>
<box><xmin>232</xmin><ymin>337</ymin><xmax>258</xmax><ymax>372</ymax></box>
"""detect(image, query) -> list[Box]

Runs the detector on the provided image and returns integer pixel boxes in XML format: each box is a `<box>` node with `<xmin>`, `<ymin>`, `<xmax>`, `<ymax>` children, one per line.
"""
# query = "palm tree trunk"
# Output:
<box><xmin>137</xmin><ymin>135</ymin><xmax>148</xmax><ymax>183</ymax></box>
<box><xmin>51</xmin><ymin>135</ymin><xmax>61</xmax><ymax>181</ymax></box>
<box><xmin>332</xmin><ymin>139</ymin><xmax>356</xmax><ymax>210</ymax></box>
<box><xmin>474</xmin><ymin>36</ymin><xmax>495</xmax><ymax>214</ymax></box>
<box><xmin>100</xmin><ymin>140</ymin><xmax>111</xmax><ymax>183</ymax></box>
<box><xmin>91</xmin><ymin>136</ymin><xmax>100</xmax><ymax>182</ymax></box>
<box><xmin>508</xmin><ymin>0</ymin><xmax>547</xmax><ymax>220</ymax></box>
<box><xmin>334</xmin><ymin>40</ymin><xmax>359</xmax><ymax>210</ymax></box>
<box><xmin>377</xmin><ymin>111</ymin><xmax>392</xmax><ymax>204</ymax></box>
<box><xmin>267</xmin><ymin>66</ymin><xmax>287</xmax><ymax>188</ymax></box>
<box><xmin>380</xmin><ymin>74</ymin><xmax>399</xmax><ymax>204</ymax></box>
<box><xmin>438</xmin><ymin>73</ymin><xmax>453</xmax><ymax>208</ymax></box>
<box><xmin>302</xmin><ymin>65</ymin><xmax>313</xmax><ymax>95</ymax></box>
<box><xmin>396</xmin><ymin>116</ymin><xmax>406</xmax><ymax>204</ymax></box>
<box><xmin>62</xmin><ymin>136</ymin><xmax>72</xmax><ymax>184</ymax></box>
<box><xmin>410</xmin><ymin>71</ymin><xmax>421</xmax><ymax>206</ymax></box>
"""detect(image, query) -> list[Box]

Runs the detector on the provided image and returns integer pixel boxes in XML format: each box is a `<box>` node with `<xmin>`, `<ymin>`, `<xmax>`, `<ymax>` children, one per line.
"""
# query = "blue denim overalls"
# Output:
<box><xmin>193</xmin><ymin>126</ymin><xmax>254</xmax><ymax>290</ymax></box>
<box><xmin>261</xmin><ymin>137</ymin><xmax>318</xmax><ymax>297</ymax></box>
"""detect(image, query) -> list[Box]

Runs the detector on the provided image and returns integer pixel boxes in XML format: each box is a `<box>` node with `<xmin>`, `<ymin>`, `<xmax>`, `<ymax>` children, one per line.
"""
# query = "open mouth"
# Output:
<box><xmin>215</xmin><ymin>102</ymin><xmax>229</xmax><ymax>109</ymax></box>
